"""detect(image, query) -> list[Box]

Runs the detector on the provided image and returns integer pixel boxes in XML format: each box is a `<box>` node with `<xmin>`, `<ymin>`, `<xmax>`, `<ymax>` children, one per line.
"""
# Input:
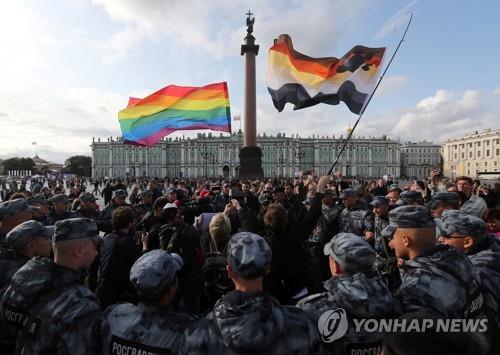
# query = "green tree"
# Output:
<box><xmin>64</xmin><ymin>155</ymin><xmax>92</xmax><ymax>177</ymax></box>
<box><xmin>3</xmin><ymin>157</ymin><xmax>35</xmax><ymax>171</ymax></box>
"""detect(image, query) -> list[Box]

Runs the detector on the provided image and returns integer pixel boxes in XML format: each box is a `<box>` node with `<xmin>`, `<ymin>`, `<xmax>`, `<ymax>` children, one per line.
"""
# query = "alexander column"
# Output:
<box><xmin>239</xmin><ymin>11</ymin><xmax>263</xmax><ymax>178</ymax></box>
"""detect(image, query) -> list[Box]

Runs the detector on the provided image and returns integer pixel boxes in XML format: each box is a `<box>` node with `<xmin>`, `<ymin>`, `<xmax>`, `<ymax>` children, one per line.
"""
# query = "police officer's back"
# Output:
<box><xmin>1</xmin><ymin>218</ymin><xmax>101</xmax><ymax>355</ymax></box>
<box><xmin>0</xmin><ymin>221</ymin><xmax>53</xmax><ymax>353</ymax></box>
<box><xmin>298</xmin><ymin>233</ymin><xmax>401</xmax><ymax>355</ymax></box>
<box><xmin>182</xmin><ymin>232</ymin><xmax>323</xmax><ymax>355</ymax></box>
<box><xmin>101</xmin><ymin>249</ymin><xmax>194</xmax><ymax>354</ymax></box>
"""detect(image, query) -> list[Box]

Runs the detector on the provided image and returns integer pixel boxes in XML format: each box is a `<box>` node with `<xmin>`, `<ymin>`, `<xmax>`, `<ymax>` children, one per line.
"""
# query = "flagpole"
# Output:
<box><xmin>327</xmin><ymin>11</ymin><xmax>413</xmax><ymax>176</ymax></box>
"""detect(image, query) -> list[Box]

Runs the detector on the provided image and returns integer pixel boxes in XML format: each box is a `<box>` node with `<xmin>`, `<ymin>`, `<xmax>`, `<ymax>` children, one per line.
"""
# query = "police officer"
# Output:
<box><xmin>99</xmin><ymin>189</ymin><xmax>129</xmax><ymax>234</ymax></box>
<box><xmin>298</xmin><ymin>233</ymin><xmax>402</xmax><ymax>354</ymax></box>
<box><xmin>1</xmin><ymin>218</ymin><xmax>101</xmax><ymax>355</ymax></box>
<box><xmin>27</xmin><ymin>194</ymin><xmax>50</xmax><ymax>225</ymax></box>
<box><xmin>371</xmin><ymin>196</ymin><xmax>390</xmax><ymax>254</ymax></box>
<box><xmin>437</xmin><ymin>210</ymin><xmax>500</xmax><ymax>337</ymax></box>
<box><xmin>101</xmin><ymin>249</ymin><xmax>194</xmax><ymax>354</ymax></box>
<box><xmin>338</xmin><ymin>188</ymin><xmax>374</xmax><ymax>242</ymax></box>
<box><xmin>182</xmin><ymin>232</ymin><xmax>323</xmax><ymax>354</ymax></box>
<box><xmin>1</xmin><ymin>221</ymin><xmax>53</xmax><ymax>289</ymax></box>
<box><xmin>133</xmin><ymin>190</ymin><xmax>154</xmax><ymax>222</ymax></box>
<box><xmin>0</xmin><ymin>199</ymin><xmax>33</xmax><ymax>245</ymax></box>
<box><xmin>384</xmin><ymin>206</ymin><xmax>491</xmax><ymax>354</ymax></box>
<box><xmin>371</xmin><ymin>196</ymin><xmax>401</xmax><ymax>291</ymax></box>
<box><xmin>395</xmin><ymin>190</ymin><xmax>424</xmax><ymax>206</ymax></box>
<box><xmin>0</xmin><ymin>221</ymin><xmax>53</xmax><ymax>353</ymax></box>
<box><xmin>306</xmin><ymin>189</ymin><xmax>340</xmax><ymax>293</ymax></box>
<box><xmin>429</xmin><ymin>192</ymin><xmax>460</xmax><ymax>218</ymax></box>
<box><xmin>46</xmin><ymin>194</ymin><xmax>78</xmax><ymax>225</ymax></box>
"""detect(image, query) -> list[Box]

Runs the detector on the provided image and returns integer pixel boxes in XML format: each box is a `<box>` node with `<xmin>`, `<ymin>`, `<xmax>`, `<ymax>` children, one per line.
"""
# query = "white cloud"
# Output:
<box><xmin>93</xmin><ymin>0</ymin><xmax>369</xmax><ymax>64</ymax></box>
<box><xmin>0</xmin><ymin>81</ymin><xmax>125</xmax><ymax>163</ymax></box>
<box><xmin>377</xmin><ymin>75</ymin><xmax>408</xmax><ymax>96</ymax></box>
<box><xmin>358</xmin><ymin>88</ymin><xmax>500</xmax><ymax>144</ymax></box>
<box><xmin>494</xmin><ymin>87</ymin><xmax>500</xmax><ymax>95</ymax></box>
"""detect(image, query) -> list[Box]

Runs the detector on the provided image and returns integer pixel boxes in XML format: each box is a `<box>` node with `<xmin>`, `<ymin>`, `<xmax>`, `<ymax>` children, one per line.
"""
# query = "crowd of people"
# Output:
<box><xmin>0</xmin><ymin>171</ymin><xmax>499</xmax><ymax>354</ymax></box>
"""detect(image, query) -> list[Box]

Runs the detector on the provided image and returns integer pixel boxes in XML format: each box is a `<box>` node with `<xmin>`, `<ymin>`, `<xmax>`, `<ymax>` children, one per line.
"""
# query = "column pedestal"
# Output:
<box><xmin>239</xmin><ymin>146</ymin><xmax>263</xmax><ymax>178</ymax></box>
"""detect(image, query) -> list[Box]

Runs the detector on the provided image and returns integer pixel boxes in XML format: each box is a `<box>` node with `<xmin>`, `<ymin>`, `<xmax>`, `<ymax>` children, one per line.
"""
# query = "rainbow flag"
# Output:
<box><xmin>118</xmin><ymin>82</ymin><xmax>231</xmax><ymax>146</ymax></box>
<box><xmin>267</xmin><ymin>34</ymin><xmax>385</xmax><ymax>114</ymax></box>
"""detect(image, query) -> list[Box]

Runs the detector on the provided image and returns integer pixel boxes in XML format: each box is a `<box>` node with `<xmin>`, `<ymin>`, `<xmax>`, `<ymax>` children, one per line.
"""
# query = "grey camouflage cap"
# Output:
<box><xmin>53</xmin><ymin>218</ymin><xmax>99</xmax><ymax>242</ymax></box>
<box><xmin>339</xmin><ymin>188</ymin><xmax>359</xmax><ymax>199</ymax></box>
<box><xmin>6</xmin><ymin>220</ymin><xmax>54</xmax><ymax>250</ymax></box>
<box><xmin>382</xmin><ymin>205</ymin><xmax>435</xmax><ymax>237</ymax></box>
<box><xmin>166</xmin><ymin>187</ymin><xmax>176</xmax><ymax>194</ymax></box>
<box><xmin>51</xmin><ymin>194</ymin><xmax>69</xmax><ymax>204</ymax></box>
<box><xmin>27</xmin><ymin>194</ymin><xmax>49</xmax><ymax>206</ymax></box>
<box><xmin>0</xmin><ymin>198</ymin><xmax>34</xmax><ymax>220</ymax></box>
<box><xmin>324</xmin><ymin>233</ymin><xmax>376</xmax><ymax>274</ymax></box>
<box><xmin>370</xmin><ymin>196</ymin><xmax>389</xmax><ymax>207</ymax></box>
<box><xmin>430</xmin><ymin>192</ymin><xmax>459</xmax><ymax>210</ymax></box>
<box><xmin>79</xmin><ymin>192</ymin><xmax>97</xmax><ymax>203</ymax></box>
<box><xmin>436</xmin><ymin>210</ymin><xmax>486</xmax><ymax>239</ymax></box>
<box><xmin>227</xmin><ymin>232</ymin><xmax>272</xmax><ymax>279</ymax></box>
<box><xmin>130</xmin><ymin>249</ymin><xmax>183</xmax><ymax>299</ymax></box>
<box><xmin>395</xmin><ymin>190</ymin><xmax>423</xmax><ymax>206</ymax></box>
<box><xmin>112</xmin><ymin>189</ymin><xmax>127</xmax><ymax>199</ymax></box>
<box><xmin>388</xmin><ymin>184</ymin><xmax>402</xmax><ymax>192</ymax></box>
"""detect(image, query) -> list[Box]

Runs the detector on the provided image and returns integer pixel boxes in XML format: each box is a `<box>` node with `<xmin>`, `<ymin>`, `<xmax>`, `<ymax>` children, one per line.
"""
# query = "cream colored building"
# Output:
<box><xmin>442</xmin><ymin>129</ymin><xmax>500</xmax><ymax>179</ymax></box>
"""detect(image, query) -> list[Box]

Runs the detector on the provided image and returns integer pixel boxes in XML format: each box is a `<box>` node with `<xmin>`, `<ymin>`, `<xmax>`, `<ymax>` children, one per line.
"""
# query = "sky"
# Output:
<box><xmin>1</xmin><ymin>0</ymin><xmax>499</xmax><ymax>163</ymax></box>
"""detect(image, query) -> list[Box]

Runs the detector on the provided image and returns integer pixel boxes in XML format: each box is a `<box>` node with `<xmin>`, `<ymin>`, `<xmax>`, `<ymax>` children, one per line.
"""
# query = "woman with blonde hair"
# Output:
<box><xmin>200</xmin><ymin>213</ymin><xmax>232</xmax><ymax>257</ymax></box>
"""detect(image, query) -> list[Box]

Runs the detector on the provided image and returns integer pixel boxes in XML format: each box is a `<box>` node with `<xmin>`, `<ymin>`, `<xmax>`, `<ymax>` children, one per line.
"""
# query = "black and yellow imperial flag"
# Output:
<box><xmin>267</xmin><ymin>34</ymin><xmax>386</xmax><ymax>114</ymax></box>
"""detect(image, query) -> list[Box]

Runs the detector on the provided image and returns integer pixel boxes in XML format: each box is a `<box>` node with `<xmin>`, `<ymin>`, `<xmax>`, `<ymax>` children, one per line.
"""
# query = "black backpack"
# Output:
<box><xmin>201</xmin><ymin>240</ymin><xmax>233</xmax><ymax>306</ymax></box>
<box><xmin>159</xmin><ymin>224</ymin><xmax>184</xmax><ymax>254</ymax></box>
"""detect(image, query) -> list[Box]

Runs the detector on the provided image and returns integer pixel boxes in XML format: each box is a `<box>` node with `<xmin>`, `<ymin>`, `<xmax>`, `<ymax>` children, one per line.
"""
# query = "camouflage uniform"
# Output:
<box><xmin>338</xmin><ymin>190</ymin><xmax>374</xmax><ymax>236</ymax></box>
<box><xmin>438</xmin><ymin>210</ymin><xmax>500</xmax><ymax>335</ymax></box>
<box><xmin>27</xmin><ymin>194</ymin><xmax>50</xmax><ymax>226</ymax></box>
<box><xmin>306</xmin><ymin>200</ymin><xmax>341</xmax><ymax>293</ymax></box>
<box><xmin>99</xmin><ymin>190</ymin><xmax>130</xmax><ymax>234</ymax></box>
<box><xmin>46</xmin><ymin>194</ymin><xmax>79</xmax><ymax>226</ymax></box>
<box><xmin>0</xmin><ymin>218</ymin><xmax>101</xmax><ymax>355</ymax></box>
<box><xmin>384</xmin><ymin>206</ymin><xmax>492</xmax><ymax>354</ymax></box>
<box><xmin>0</xmin><ymin>199</ymin><xmax>34</xmax><ymax>245</ymax></box>
<box><xmin>0</xmin><ymin>247</ymin><xmax>28</xmax><ymax>291</ymax></box>
<box><xmin>299</xmin><ymin>233</ymin><xmax>402</xmax><ymax>355</ymax></box>
<box><xmin>0</xmin><ymin>220</ymin><xmax>53</xmax><ymax>290</ymax></box>
<box><xmin>394</xmin><ymin>190</ymin><xmax>424</xmax><ymax>206</ymax></box>
<box><xmin>181</xmin><ymin>232</ymin><xmax>323</xmax><ymax>354</ymax></box>
<box><xmin>101</xmin><ymin>250</ymin><xmax>194</xmax><ymax>354</ymax></box>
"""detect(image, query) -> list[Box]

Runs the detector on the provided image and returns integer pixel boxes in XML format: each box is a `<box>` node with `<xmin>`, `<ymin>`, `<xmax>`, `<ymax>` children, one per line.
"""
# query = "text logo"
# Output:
<box><xmin>317</xmin><ymin>308</ymin><xmax>349</xmax><ymax>343</ymax></box>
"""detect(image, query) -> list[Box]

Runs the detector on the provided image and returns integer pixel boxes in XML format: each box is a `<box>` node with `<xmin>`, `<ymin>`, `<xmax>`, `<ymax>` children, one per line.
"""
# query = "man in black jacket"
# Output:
<box><xmin>262</xmin><ymin>175</ymin><xmax>329</xmax><ymax>304</ymax></box>
<box><xmin>96</xmin><ymin>206</ymin><xmax>142</xmax><ymax>309</ymax></box>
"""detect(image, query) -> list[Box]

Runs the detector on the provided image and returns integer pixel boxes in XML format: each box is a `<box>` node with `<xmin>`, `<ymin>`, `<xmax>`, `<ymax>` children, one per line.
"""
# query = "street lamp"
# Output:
<box><xmin>295</xmin><ymin>147</ymin><xmax>304</xmax><ymax>172</ymax></box>
<box><xmin>201</xmin><ymin>151</ymin><xmax>216</xmax><ymax>178</ymax></box>
<box><xmin>278</xmin><ymin>156</ymin><xmax>285</xmax><ymax>177</ymax></box>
